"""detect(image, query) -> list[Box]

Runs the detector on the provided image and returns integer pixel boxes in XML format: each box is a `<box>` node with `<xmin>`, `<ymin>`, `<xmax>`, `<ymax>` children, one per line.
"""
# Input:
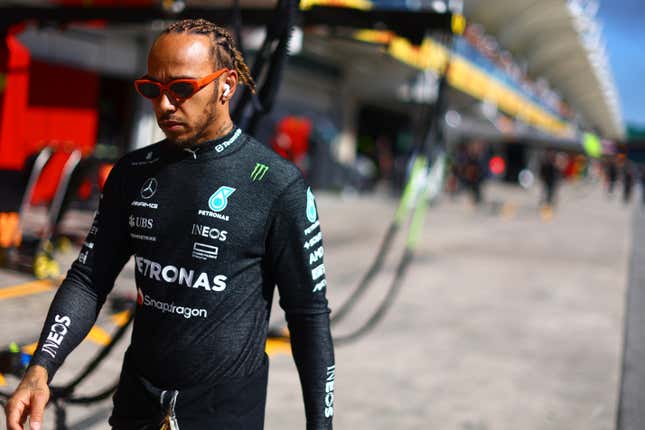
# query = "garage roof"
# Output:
<box><xmin>464</xmin><ymin>0</ymin><xmax>623</xmax><ymax>139</ymax></box>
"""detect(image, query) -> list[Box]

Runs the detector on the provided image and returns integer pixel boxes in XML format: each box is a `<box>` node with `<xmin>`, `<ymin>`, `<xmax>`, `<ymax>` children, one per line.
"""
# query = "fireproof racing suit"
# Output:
<box><xmin>29</xmin><ymin>127</ymin><xmax>335</xmax><ymax>429</ymax></box>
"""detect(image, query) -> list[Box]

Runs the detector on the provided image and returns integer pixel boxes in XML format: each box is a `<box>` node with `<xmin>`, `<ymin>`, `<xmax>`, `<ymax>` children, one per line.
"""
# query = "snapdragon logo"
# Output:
<box><xmin>135</xmin><ymin>256</ymin><xmax>227</xmax><ymax>292</ymax></box>
<box><xmin>137</xmin><ymin>288</ymin><xmax>208</xmax><ymax>319</ymax></box>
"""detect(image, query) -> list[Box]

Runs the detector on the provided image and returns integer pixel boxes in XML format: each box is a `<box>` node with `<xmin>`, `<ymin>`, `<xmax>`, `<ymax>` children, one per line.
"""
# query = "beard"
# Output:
<box><xmin>166</xmin><ymin>126</ymin><xmax>206</xmax><ymax>149</ymax></box>
<box><xmin>161</xmin><ymin>104</ymin><xmax>218</xmax><ymax>149</ymax></box>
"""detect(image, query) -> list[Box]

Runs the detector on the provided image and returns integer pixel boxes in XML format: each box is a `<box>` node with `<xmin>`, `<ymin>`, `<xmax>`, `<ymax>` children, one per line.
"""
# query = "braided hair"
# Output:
<box><xmin>163</xmin><ymin>18</ymin><xmax>256</xmax><ymax>93</ymax></box>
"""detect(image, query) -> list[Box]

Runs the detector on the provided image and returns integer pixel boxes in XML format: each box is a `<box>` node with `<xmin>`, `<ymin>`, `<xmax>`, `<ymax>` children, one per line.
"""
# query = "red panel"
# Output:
<box><xmin>0</xmin><ymin>34</ymin><xmax>100</xmax><ymax>205</ymax></box>
<box><xmin>30</xmin><ymin>152</ymin><xmax>65</xmax><ymax>205</ymax></box>
<box><xmin>271</xmin><ymin>116</ymin><xmax>312</xmax><ymax>167</ymax></box>
<box><xmin>0</xmin><ymin>33</ymin><xmax>31</xmax><ymax>170</ymax></box>
<box><xmin>25</xmin><ymin>61</ymin><xmax>99</xmax><ymax>203</ymax></box>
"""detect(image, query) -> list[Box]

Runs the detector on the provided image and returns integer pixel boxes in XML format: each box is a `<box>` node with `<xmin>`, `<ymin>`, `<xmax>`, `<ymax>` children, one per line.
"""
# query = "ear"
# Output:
<box><xmin>221</xmin><ymin>70</ymin><xmax>239</xmax><ymax>103</ymax></box>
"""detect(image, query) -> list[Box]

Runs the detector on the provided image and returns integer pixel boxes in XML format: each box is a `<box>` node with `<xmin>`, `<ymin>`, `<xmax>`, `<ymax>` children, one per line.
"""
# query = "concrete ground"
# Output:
<box><xmin>0</xmin><ymin>180</ymin><xmax>634</xmax><ymax>430</ymax></box>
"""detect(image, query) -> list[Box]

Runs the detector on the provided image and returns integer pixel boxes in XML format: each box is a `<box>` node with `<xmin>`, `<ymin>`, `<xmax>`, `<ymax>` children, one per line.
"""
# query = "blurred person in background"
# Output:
<box><xmin>539</xmin><ymin>150</ymin><xmax>560</xmax><ymax>208</ymax></box>
<box><xmin>462</xmin><ymin>140</ymin><xmax>487</xmax><ymax>205</ymax></box>
<box><xmin>375</xmin><ymin>135</ymin><xmax>394</xmax><ymax>187</ymax></box>
<box><xmin>623</xmin><ymin>160</ymin><xmax>634</xmax><ymax>204</ymax></box>
<box><xmin>640</xmin><ymin>165</ymin><xmax>645</xmax><ymax>207</ymax></box>
<box><xmin>5</xmin><ymin>18</ymin><xmax>334</xmax><ymax>430</ymax></box>
<box><xmin>606</xmin><ymin>157</ymin><xmax>618</xmax><ymax>196</ymax></box>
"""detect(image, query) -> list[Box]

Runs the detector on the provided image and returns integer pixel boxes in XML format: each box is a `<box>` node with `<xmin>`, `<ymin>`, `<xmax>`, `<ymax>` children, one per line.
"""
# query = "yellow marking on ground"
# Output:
<box><xmin>111</xmin><ymin>310</ymin><xmax>132</xmax><ymax>327</ymax></box>
<box><xmin>265</xmin><ymin>337</ymin><xmax>292</xmax><ymax>357</ymax></box>
<box><xmin>0</xmin><ymin>373</ymin><xmax>6</xmax><ymax>386</ymax></box>
<box><xmin>500</xmin><ymin>202</ymin><xmax>517</xmax><ymax>220</ymax></box>
<box><xmin>22</xmin><ymin>342</ymin><xmax>38</xmax><ymax>355</ymax></box>
<box><xmin>85</xmin><ymin>326</ymin><xmax>112</xmax><ymax>346</ymax></box>
<box><xmin>0</xmin><ymin>279</ymin><xmax>58</xmax><ymax>301</ymax></box>
<box><xmin>540</xmin><ymin>205</ymin><xmax>554</xmax><ymax>222</ymax></box>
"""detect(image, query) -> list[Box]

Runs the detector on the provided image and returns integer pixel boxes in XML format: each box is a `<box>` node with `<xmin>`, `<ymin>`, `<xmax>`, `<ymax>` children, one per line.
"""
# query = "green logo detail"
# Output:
<box><xmin>251</xmin><ymin>163</ymin><xmax>269</xmax><ymax>181</ymax></box>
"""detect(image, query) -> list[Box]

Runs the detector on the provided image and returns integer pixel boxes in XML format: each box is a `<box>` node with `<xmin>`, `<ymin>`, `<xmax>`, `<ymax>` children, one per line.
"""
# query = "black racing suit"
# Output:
<box><xmin>30</xmin><ymin>127</ymin><xmax>335</xmax><ymax>429</ymax></box>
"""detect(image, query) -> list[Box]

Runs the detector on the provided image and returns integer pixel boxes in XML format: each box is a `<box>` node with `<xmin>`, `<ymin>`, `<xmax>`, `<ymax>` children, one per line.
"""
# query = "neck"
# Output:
<box><xmin>200</xmin><ymin>116</ymin><xmax>234</xmax><ymax>145</ymax></box>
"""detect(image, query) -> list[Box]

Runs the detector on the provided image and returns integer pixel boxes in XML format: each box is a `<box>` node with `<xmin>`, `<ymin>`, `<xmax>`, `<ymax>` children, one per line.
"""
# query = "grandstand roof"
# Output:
<box><xmin>464</xmin><ymin>0</ymin><xmax>624</xmax><ymax>139</ymax></box>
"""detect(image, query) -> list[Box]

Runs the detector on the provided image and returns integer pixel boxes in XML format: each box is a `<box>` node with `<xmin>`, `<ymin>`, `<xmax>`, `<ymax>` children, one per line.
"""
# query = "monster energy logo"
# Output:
<box><xmin>251</xmin><ymin>163</ymin><xmax>269</xmax><ymax>181</ymax></box>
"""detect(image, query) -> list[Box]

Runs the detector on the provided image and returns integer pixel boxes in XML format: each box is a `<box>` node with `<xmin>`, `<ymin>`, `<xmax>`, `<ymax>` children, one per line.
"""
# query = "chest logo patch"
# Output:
<box><xmin>208</xmin><ymin>186</ymin><xmax>236</xmax><ymax>212</ymax></box>
<box><xmin>306</xmin><ymin>187</ymin><xmax>317</xmax><ymax>223</ymax></box>
<box><xmin>251</xmin><ymin>163</ymin><xmax>269</xmax><ymax>181</ymax></box>
<box><xmin>140</xmin><ymin>178</ymin><xmax>158</xmax><ymax>199</ymax></box>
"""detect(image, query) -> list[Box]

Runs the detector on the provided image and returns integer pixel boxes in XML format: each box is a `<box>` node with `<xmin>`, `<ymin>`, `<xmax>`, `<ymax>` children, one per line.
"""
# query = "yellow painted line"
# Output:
<box><xmin>111</xmin><ymin>310</ymin><xmax>132</xmax><ymax>327</ymax></box>
<box><xmin>265</xmin><ymin>337</ymin><xmax>292</xmax><ymax>357</ymax></box>
<box><xmin>85</xmin><ymin>326</ymin><xmax>112</xmax><ymax>346</ymax></box>
<box><xmin>540</xmin><ymin>205</ymin><xmax>554</xmax><ymax>223</ymax></box>
<box><xmin>22</xmin><ymin>342</ymin><xmax>38</xmax><ymax>356</ymax></box>
<box><xmin>500</xmin><ymin>202</ymin><xmax>517</xmax><ymax>220</ymax></box>
<box><xmin>0</xmin><ymin>279</ymin><xmax>59</xmax><ymax>301</ymax></box>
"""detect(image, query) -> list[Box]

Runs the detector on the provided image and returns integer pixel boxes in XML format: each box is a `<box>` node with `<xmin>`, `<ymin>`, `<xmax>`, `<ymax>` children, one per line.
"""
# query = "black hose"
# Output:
<box><xmin>333</xmin><ymin>249</ymin><xmax>414</xmax><ymax>345</ymax></box>
<box><xmin>231</xmin><ymin>0</ymin><xmax>245</xmax><ymax>60</ymax></box>
<box><xmin>246</xmin><ymin>0</ymin><xmax>296</xmax><ymax>134</ymax></box>
<box><xmin>54</xmin><ymin>400</ymin><xmax>66</xmax><ymax>430</ymax></box>
<box><xmin>65</xmin><ymin>379</ymin><xmax>119</xmax><ymax>404</ymax></box>
<box><xmin>231</xmin><ymin>0</ymin><xmax>281</xmax><ymax>125</ymax></box>
<box><xmin>330</xmin><ymin>222</ymin><xmax>400</xmax><ymax>325</ymax></box>
<box><xmin>232</xmin><ymin>0</ymin><xmax>297</xmax><ymax>132</ymax></box>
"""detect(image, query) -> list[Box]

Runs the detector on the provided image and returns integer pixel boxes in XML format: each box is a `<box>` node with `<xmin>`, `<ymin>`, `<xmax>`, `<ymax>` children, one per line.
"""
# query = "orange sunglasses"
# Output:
<box><xmin>134</xmin><ymin>68</ymin><xmax>228</xmax><ymax>100</ymax></box>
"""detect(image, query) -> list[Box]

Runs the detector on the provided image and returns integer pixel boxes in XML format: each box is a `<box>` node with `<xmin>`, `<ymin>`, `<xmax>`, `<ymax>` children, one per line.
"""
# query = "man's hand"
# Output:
<box><xmin>5</xmin><ymin>365</ymin><xmax>50</xmax><ymax>430</ymax></box>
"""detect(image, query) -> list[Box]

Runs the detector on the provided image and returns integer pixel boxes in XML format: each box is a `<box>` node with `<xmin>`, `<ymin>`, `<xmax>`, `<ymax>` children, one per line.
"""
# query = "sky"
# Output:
<box><xmin>597</xmin><ymin>0</ymin><xmax>645</xmax><ymax>129</ymax></box>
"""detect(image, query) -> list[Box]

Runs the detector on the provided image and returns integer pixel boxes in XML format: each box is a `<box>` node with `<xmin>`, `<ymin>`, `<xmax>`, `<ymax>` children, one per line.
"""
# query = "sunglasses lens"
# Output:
<box><xmin>137</xmin><ymin>82</ymin><xmax>161</xmax><ymax>99</ymax></box>
<box><xmin>169</xmin><ymin>82</ymin><xmax>196</xmax><ymax>99</ymax></box>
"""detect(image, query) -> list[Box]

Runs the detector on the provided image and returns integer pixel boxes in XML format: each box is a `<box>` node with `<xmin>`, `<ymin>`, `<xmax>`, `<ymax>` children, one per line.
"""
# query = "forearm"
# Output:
<box><xmin>288</xmin><ymin>312</ymin><xmax>335</xmax><ymax>430</ymax></box>
<box><xmin>30</xmin><ymin>275</ymin><xmax>103</xmax><ymax>382</ymax></box>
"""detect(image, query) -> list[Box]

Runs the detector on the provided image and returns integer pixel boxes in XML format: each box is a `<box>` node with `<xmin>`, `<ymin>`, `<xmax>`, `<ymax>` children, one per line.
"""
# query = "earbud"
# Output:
<box><xmin>223</xmin><ymin>84</ymin><xmax>231</xmax><ymax>97</ymax></box>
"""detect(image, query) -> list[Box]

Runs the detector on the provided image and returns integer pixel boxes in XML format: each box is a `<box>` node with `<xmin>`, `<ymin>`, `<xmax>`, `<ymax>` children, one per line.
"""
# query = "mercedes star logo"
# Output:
<box><xmin>140</xmin><ymin>178</ymin><xmax>158</xmax><ymax>199</ymax></box>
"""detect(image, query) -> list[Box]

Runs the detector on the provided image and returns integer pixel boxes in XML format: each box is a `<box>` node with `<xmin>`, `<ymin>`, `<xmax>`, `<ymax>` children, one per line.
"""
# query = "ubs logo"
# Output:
<box><xmin>129</xmin><ymin>215</ymin><xmax>153</xmax><ymax>229</ymax></box>
<box><xmin>140</xmin><ymin>178</ymin><xmax>158</xmax><ymax>199</ymax></box>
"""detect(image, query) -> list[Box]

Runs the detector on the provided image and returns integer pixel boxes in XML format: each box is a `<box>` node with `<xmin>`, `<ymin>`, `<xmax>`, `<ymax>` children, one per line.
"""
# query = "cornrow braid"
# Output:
<box><xmin>163</xmin><ymin>18</ymin><xmax>256</xmax><ymax>94</ymax></box>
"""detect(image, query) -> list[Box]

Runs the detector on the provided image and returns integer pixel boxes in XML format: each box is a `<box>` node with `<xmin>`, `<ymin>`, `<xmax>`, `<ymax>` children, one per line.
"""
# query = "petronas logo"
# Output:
<box><xmin>208</xmin><ymin>186</ymin><xmax>236</xmax><ymax>212</ymax></box>
<box><xmin>251</xmin><ymin>163</ymin><xmax>269</xmax><ymax>182</ymax></box>
<box><xmin>306</xmin><ymin>187</ymin><xmax>317</xmax><ymax>223</ymax></box>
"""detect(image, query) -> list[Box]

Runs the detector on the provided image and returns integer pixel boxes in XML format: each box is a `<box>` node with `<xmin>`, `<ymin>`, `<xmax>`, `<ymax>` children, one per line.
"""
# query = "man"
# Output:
<box><xmin>6</xmin><ymin>19</ymin><xmax>335</xmax><ymax>430</ymax></box>
<box><xmin>539</xmin><ymin>150</ymin><xmax>559</xmax><ymax>207</ymax></box>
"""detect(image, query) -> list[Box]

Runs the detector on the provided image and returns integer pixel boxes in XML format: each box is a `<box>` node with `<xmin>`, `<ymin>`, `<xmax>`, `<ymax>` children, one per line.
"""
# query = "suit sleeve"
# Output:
<box><xmin>267</xmin><ymin>176</ymin><xmax>336</xmax><ymax>430</ymax></box>
<box><xmin>30</xmin><ymin>161</ymin><xmax>133</xmax><ymax>382</ymax></box>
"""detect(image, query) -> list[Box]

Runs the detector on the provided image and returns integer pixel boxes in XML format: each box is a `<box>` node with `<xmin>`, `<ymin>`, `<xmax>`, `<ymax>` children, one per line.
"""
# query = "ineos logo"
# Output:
<box><xmin>140</xmin><ymin>178</ymin><xmax>158</xmax><ymax>199</ymax></box>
